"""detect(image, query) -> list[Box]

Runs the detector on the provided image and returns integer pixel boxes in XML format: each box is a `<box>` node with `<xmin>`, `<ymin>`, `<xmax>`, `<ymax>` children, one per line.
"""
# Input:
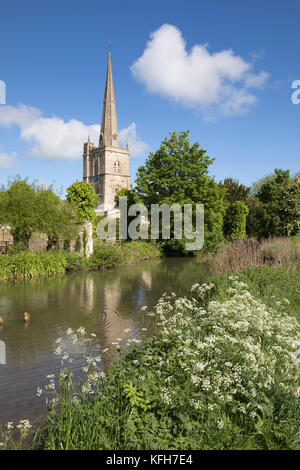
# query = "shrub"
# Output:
<box><xmin>64</xmin><ymin>252</ymin><xmax>87</xmax><ymax>272</ymax></box>
<box><xmin>230</xmin><ymin>201</ymin><xmax>249</xmax><ymax>239</ymax></box>
<box><xmin>88</xmin><ymin>243</ymin><xmax>122</xmax><ymax>270</ymax></box>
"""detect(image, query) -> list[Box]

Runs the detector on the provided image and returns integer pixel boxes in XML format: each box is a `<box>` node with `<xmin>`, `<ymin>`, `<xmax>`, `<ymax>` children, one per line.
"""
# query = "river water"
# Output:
<box><xmin>0</xmin><ymin>257</ymin><xmax>210</xmax><ymax>427</ymax></box>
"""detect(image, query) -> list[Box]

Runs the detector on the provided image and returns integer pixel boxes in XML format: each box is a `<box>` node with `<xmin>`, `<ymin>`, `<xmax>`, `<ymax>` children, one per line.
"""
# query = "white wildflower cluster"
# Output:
<box><xmin>36</xmin><ymin>326</ymin><xmax>106</xmax><ymax>405</ymax></box>
<box><xmin>191</xmin><ymin>282</ymin><xmax>215</xmax><ymax>299</ymax></box>
<box><xmin>0</xmin><ymin>419</ymin><xmax>32</xmax><ymax>448</ymax></box>
<box><xmin>140</xmin><ymin>278</ymin><xmax>300</xmax><ymax>426</ymax></box>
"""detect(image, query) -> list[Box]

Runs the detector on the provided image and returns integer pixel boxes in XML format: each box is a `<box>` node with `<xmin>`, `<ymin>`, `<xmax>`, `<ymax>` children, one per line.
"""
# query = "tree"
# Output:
<box><xmin>135</xmin><ymin>131</ymin><xmax>225</xmax><ymax>251</ymax></box>
<box><xmin>66</xmin><ymin>180</ymin><xmax>98</xmax><ymax>225</ymax></box>
<box><xmin>251</xmin><ymin>173</ymin><xmax>277</xmax><ymax>196</ymax></box>
<box><xmin>35</xmin><ymin>189</ymin><xmax>79</xmax><ymax>250</ymax></box>
<box><xmin>255</xmin><ymin>169</ymin><xmax>295</xmax><ymax>237</ymax></box>
<box><xmin>0</xmin><ymin>178</ymin><xmax>79</xmax><ymax>250</ymax></box>
<box><xmin>219</xmin><ymin>178</ymin><xmax>251</xmax><ymax>238</ymax></box>
<box><xmin>0</xmin><ymin>179</ymin><xmax>38</xmax><ymax>248</ymax></box>
<box><xmin>114</xmin><ymin>187</ymin><xmax>140</xmax><ymax>208</ymax></box>
<box><xmin>230</xmin><ymin>201</ymin><xmax>249</xmax><ymax>239</ymax></box>
<box><xmin>281</xmin><ymin>174</ymin><xmax>300</xmax><ymax>236</ymax></box>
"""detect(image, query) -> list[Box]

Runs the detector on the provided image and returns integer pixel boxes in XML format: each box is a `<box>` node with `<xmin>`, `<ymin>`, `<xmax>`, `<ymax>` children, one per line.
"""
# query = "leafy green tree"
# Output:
<box><xmin>66</xmin><ymin>180</ymin><xmax>98</xmax><ymax>225</ymax></box>
<box><xmin>114</xmin><ymin>187</ymin><xmax>140</xmax><ymax>208</ymax></box>
<box><xmin>114</xmin><ymin>188</ymin><xmax>141</xmax><ymax>241</ymax></box>
<box><xmin>281</xmin><ymin>174</ymin><xmax>300</xmax><ymax>236</ymax></box>
<box><xmin>0</xmin><ymin>179</ymin><xmax>38</xmax><ymax>248</ymax></box>
<box><xmin>220</xmin><ymin>178</ymin><xmax>251</xmax><ymax>237</ymax></box>
<box><xmin>35</xmin><ymin>189</ymin><xmax>79</xmax><ymax>250</ymax></box>
<box><xmin>245</xmin><ymin>197</ymin><xmax>265</xmax><ymax>238</ymax></box>
<box><xmin>135</xmin><ymin>131</ymin><xmax>225</xmax><ymax>251</ymax></box>
<box><xmin>256</xmin><ymin>169</ymin><xmax>295</xmax><ymax>237</ymax></box>
<box><xmin>0</xmin><ymin>178</ymin><xmax>79</xmax><ymax>250</ymax></box>
<box><xmin>251</xmin><ymin>173</ymin><xmax>277</xmax><ymax>196</ymax></box>
<box><xmin>230</xmin><ymin>201</ymin><xmax>249</xmax><ymax>239</ymax></box>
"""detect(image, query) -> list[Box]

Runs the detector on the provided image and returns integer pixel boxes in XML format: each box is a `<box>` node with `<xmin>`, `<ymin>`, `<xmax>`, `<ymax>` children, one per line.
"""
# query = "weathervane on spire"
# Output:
<box><xmin>107</xmin><ymin>40</ymin><xmax>112</xmax><ymax>50</ymax></box>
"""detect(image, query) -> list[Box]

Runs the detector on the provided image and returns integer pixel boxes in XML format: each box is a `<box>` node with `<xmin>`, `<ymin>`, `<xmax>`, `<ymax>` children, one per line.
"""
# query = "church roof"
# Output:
<box><xmin>99</xmin><ymin>50</ymin><xmax>119</xmax><ymax>148</ymax></box>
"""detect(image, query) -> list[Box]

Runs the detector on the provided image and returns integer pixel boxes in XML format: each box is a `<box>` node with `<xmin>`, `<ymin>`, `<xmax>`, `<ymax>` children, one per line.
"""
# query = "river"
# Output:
<box><xmin>0</xmin><ymin>257</ymin><xmax>210</xmax><ymax>427</ymax></box>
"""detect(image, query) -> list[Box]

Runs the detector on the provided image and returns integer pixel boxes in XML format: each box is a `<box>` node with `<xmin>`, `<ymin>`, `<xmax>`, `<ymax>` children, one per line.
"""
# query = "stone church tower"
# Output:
<box><xmin>83</xmin><ymin>50</ymin><xmax>130</xmax><ymax>214</ymax></box>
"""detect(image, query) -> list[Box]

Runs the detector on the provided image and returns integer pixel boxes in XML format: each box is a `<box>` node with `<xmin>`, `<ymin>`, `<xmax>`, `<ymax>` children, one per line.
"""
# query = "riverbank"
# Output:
<box><xmin>0</xmin><ymin>241</ymin><xmax>162</xmax><ymax>281</ymax></box>
<box><xmin>6</xmin><ymin>262</ymin><xmax>296</xmax><ymax>450</ymax></box>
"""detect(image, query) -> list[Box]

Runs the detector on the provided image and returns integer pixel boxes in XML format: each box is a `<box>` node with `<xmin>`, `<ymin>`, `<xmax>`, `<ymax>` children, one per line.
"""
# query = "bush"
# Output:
<box><xmin>64</xmin><ymin>252</ymin><xmax>87</xmax><ymax>272</ymax></box>
<box><xmin>230</xmin><ymin>201</ymin><xmax>249</xmax><ymax>239</ymax></box>
<box><xmin>0</xmin><ymin>251</ymin><xmax>68</xmax><ymax>281</ymax></box>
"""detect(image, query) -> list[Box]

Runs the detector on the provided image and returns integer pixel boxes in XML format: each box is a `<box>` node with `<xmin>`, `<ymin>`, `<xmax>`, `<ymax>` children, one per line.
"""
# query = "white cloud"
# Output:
<box><xmin>131</xmin><ymin>24</ymin><xmax>269</xmax><ymax>117</ymax></box>
<box><xmin>0</xmin><ymin>104</ymin><xmax>149</xmax><ymax>160</ymax></box>
<box><xmin>0</xmin><ymin>104</ymin><xmax>99</xmax><ymax>160</ymax></box>
<box><xmin>0</xmin><ymin>151</ymin><xmax>16</xmax><ymax>168</ymax></box>
<box><xmin>119</xmin><ymin>122</ymin><xmax>150</xmax><ymax>157</ymax></box>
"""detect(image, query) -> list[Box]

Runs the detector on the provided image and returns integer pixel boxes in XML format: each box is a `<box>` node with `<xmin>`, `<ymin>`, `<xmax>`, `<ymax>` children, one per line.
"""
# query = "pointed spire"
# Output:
<box><xmin>99</xmin><ymin>49</ymin><xmax>119</xmax><ymax>147</ymax></box>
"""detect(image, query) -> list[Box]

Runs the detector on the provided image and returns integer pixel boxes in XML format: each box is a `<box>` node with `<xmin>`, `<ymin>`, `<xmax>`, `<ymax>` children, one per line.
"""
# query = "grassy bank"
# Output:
<box><xmin>0</xmin><ymin>241</ymin><xmax>161</xmax><ymax>281</ymax></box>
<box><xmin>211</xmin><ymin>265</ymin><xmax>300</xmax><ymax>321</ymax></box>
<box><xmin>209</xmin><ymin>236</ymin><xmax>300</xmax><ymax>275</ymax></box>
<box><xmin>15</xmin><ymin>265</ymin><xmax>295</xmax><ymax>450</ymax></box>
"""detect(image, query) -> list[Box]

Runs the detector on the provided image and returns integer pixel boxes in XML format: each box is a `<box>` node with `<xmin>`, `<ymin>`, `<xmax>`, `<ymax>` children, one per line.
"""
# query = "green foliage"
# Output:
<box><xmin>0</xmin><ymin>242</ymin><xmax>161</xmax><ymax>282</ymax></box>
<box><xmin>281</xmin><ymin>174</ymin><xmax>300</xmax><ymax>236</ymax></box>
<box><xmin>89</xmin><ymin>241</ymin><xmax>161</xmax><ymax>271</ymax></box>
<box><xmin>114</xmin><ymin>187</ymin><xmax>140</xmax><ymax>208</ymax></box>
<box><xmin>230</xmin><ymin>201</ymin><xmax>249</xmax><ymax>239</ymax></box>
<box><xmin>211</xmin><ymin>265</ymin><xmax>300</xmax><ymax>321</ymax></box>
<box><xmin>64</xmin><ymin>252</ymin><xmax>88</xmax><ymax>272</ymax></box>
<box><xmin>135</xmin><ymin>131</ymin><xmax>225</xmax><ymax>252</ymax></box>
<box><xmin>88</xmin><ymin>243</ymin><xmax>121</xmax><ymax>270</ymax></box>
<box><xmin>255</xmin><ymin>169</ymin><xmax>299</xmax><ymax>237</ymax></box>
<box><xmin>74</xmin><ymin>236</ymin><xmax>81</xmax><ymax>253</ymax></box>
<box><xmin>221</xmin><ymin>170</ymin><xmax>299</xmax><ymax>240</ymax></box>
<box><xmin>251</xmin><ymin>173</ymin><xmax>277</xmax><ymax>196</ymax></box>
<box><xmin>0</xmin><ymin>179</ymin><xmax>38</xmax><ymax>248</ymax></box>
<box><xmin>0</xmin><ymin>251</ymin><xmax>68</xmax><ymax>281</ymax></box>
<box><xmin>66</xmin><ymin>180</ymin><xmax>98</xmax><ymax>225</ymax></box>
<box><xmin>220</xmin><ymin>178</ymin><xmax>251</xmax><ymax>238</ymax></box>
<box><xmin>0</xmin><ymin>178</ymin><xmax>79</xmax><ymax>249</ymax></box>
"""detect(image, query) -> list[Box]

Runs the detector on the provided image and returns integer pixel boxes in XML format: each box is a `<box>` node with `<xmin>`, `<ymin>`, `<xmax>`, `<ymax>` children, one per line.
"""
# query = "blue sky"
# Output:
<box><xmin>0</xmin><ymin>0</ymin><xmax>299</xmax><ymax>195</ymax></box>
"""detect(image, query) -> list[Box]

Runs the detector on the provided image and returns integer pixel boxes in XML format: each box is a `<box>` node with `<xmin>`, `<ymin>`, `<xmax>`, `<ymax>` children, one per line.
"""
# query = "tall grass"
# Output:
<box><xmin>210</xmin><ymin>237</ymin><xmax>300</xmax><ymax>275</ymax></box>
<box><xmin>0</xmin><ymin>242</ymin><xmax>162</xmax><ymax>281</ymax></box>
<box><xmin>0</xmin><ymin>251</ymin><xmax>68</xmax><ymax>281</ymax></box>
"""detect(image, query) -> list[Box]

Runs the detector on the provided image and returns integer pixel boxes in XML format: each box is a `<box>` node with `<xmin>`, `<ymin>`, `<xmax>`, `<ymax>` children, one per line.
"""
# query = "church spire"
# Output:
<box><xmin>99</xmin><ymin>49</ymin><xmax>119</xmax><ymax>147</ymax></box>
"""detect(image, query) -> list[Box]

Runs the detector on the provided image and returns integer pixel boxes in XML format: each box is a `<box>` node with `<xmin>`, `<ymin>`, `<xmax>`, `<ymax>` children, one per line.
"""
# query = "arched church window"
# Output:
<box><xmin>114</xmin><ymin>161</ymin><xmax>120</xmax><ymax>174</ymax></box>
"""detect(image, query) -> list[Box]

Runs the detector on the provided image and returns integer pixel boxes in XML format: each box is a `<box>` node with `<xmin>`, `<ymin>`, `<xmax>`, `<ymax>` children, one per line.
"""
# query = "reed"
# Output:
<box><xmin>210</xmin><ymin>236</ymin><xmax>300</xmax><ymax>275</ymax></box>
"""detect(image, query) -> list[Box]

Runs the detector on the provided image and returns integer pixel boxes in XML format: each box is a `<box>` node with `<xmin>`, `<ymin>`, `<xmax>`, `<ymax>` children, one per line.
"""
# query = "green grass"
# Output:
<box><xmin>210</xmin><ymin>265</ymin><xmax>300</xmax><ymax>321</ymax></box>
<box><xmin>0</xmin><ymin>242</ymin><xmax>162</xmax><ymax>281</ymax></box>
<box><xmin>0</xmin><ymin>251</ymin><xmax>68</xmax><ymax>281</ymax></box>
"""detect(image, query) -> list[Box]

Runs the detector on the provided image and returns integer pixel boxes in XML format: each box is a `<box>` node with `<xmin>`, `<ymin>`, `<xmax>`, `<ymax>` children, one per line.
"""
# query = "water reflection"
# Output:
<box><xmin>0</xmin><ymin>257</ymin><xmax>210</xmax><ymax>425</ymax></box>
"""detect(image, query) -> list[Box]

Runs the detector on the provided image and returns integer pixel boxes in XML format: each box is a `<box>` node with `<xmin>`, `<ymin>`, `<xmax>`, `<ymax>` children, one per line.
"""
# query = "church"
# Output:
<box><xmin>82</xmin><ymin>50</ymin><xmax>130</xmax><ymax>215</ymax></box>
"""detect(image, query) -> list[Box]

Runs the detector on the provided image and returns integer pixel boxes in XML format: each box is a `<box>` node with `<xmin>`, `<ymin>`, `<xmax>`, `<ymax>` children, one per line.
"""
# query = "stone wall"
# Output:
<box><xmin>0</xmin><ymin>222</ymin><xmax>94</xmax><ymax>257</ymax></box>
<box><xmin>28</xmin><ymin>233</ymin><xmax>48</xmax><ymax>253</ymax></box>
